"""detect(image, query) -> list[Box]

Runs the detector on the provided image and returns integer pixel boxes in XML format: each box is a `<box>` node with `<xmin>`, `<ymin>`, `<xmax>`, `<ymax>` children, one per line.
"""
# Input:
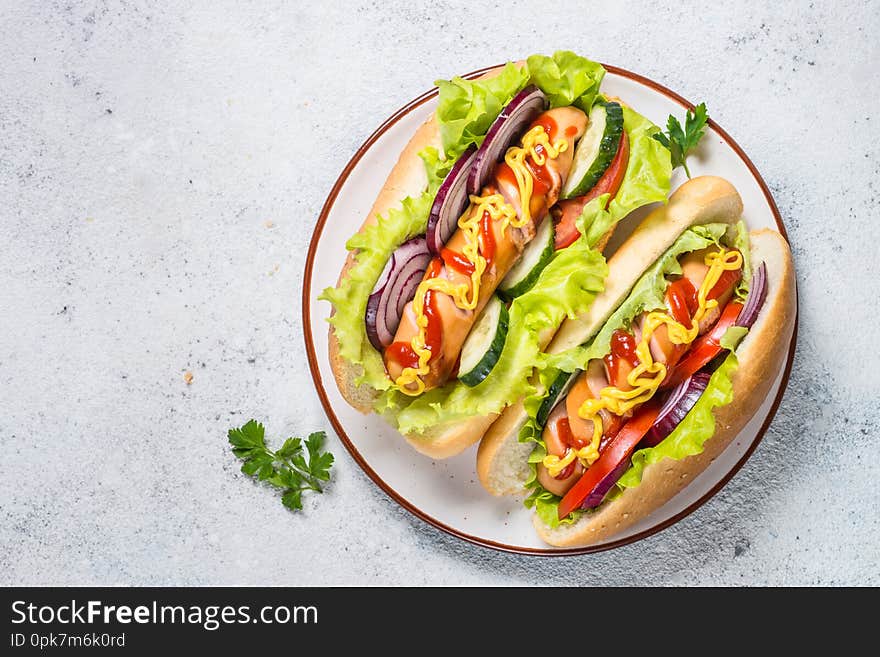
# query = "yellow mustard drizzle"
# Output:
<box><xmin>394</xmin><ymin>125</ymin><xmax>566</xmax><ymax>395</ymax></box>
<box><xmin>503</xmin><ymin>125</ymin><xmax>569</xmax><ymax>229</ymax></box>
<box><xmin>393</xmin><ymin>194</ymin><xmax>512</xmax><ymax>395</ymax></box>
<box><xmin>543</xmin><ymin>248</ymin><xmax>743</xmax><ymax>476</ymax></box>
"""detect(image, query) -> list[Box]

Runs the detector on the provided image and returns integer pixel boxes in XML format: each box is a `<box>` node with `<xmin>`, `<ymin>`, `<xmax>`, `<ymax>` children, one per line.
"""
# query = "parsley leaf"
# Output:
<box><xmin>652</xmin><ymin>102</ymin><xmax>709</xmax><ymax>178</ymax></box>
<box><xmin>306</xmin><ymin>432</ymin><xmax>334</xmax><ymax>481</ymax></box>
<box><xmin>228</xmin><ymin>420</ymin><xmax>334</xmax><ymax>512</ymax></box>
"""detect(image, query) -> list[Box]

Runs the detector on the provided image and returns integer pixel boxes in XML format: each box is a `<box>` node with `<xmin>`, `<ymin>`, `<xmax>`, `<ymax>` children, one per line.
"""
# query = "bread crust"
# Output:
<box><xmin>477</xmin><ymin>176</ymin><xmax>744</xmax><ymax>493</ymax></box>
<box><xmin>476</xmin><ymin>399</ymin><xmax>533</xmax><ymax>494</ymax></box>
<box><xmin>533</xmin><ymin>228</ymin><xmax>796</xmax><ymax>547</ymax></box>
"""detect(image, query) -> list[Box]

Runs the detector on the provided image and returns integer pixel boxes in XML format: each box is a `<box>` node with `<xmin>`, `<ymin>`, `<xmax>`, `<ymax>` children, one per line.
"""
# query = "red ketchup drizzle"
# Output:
<box><xmin>677</xmin><ymin>276</ymin><xmax>699</xmax><ymax>314</ymax></box>
<box><xmin>526</xmin><ymin>144</ymin><xmax>554</xmax><ymax>196</ymax></box>
<box><xmin>666</xmin><ymin>278</ymin><xmax>696</xmax><ymax>328</ymax></box>
<box><xmin>553</xmin><ymin>416</ymin><xmax>578</xmax><ymax>480</ymax></box>
<box><xmin>534</xmin><ymin>114</ymin><xmax>559</xmax><ymax>141</ymax></box>
<box><xmin>528</xmin><ymin>115</ymin><xmax>561</xmax><ymax>197</ymax></box>
<box><xmin>479</xmin><ymin>210</ymin><xmax>495</xmax><ymax>263</ymax></box>
<box><xmin>604</xmin><ymin>329</ymin><xmax>640</xmax><ymax>374</ymax></box>
<box><xmin>440</xmin><ymin>248</ymin><xmax>475</xmax><ymax>276</ymax></box>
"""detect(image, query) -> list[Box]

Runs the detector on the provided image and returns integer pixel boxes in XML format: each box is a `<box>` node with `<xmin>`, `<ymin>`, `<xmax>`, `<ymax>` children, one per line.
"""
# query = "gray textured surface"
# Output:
<box><xmin>1</xmin><ymin>0</ymin><xmax>878</xmax><ymax>586</ymax></box>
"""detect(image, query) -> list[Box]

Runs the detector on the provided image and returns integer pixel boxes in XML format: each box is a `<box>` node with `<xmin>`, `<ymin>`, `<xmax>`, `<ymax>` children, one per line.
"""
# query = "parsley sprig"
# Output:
<box><xmin>653</xmin><ymin>102</ymin><xmax>709</xmax><ymax>178</ymax></box>
<box><xmin>228</xmin><ymin>420</ymin><xmax>334</xmax><ymax>511</ymax></box>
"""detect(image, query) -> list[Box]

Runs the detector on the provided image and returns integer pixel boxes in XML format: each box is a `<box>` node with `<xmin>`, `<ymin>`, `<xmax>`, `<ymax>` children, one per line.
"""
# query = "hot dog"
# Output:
<box><xmin>385</xmin><ymin>107</ymin><xmax>586</xmax><ymax>393</ymax></box>
<box><xmin>322</xmin><ymin>52</ymin><xmax>672</xmax><ymax>458</ymax></box>
<box><xmin>476</xmin><ymin>176</ymin><xmax>796</xmax><ymax>547</ymax></box>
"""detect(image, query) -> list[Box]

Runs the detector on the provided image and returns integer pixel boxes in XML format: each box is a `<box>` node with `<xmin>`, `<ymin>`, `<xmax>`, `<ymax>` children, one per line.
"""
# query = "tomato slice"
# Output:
<box><xmin>664</xmin><ymin>301</ymin><xmax>743</xmax><ymax>389</ymax></box>
<box><xmin>553</xmin><ymin>130</ymin><xmax>631</xmax><ymax>250</ymax></box>
<box><xmin>551</xmin><ymin>206</ymin><xmax>580</xmax><ymax>252</ymax></box>
<box><xmin>598</xmin><ymin>128</ymin><xmax>630</xmax><ymax>199</ymax></box>
<box><xmin>707</xmin><ymin>265</ymin><xmax>741</xmax><ymax>302</ymax></box>
<box><xmin>557</xmin><ymin>401</ymin><xmax>661</xmax><ymax>520</ymax></box>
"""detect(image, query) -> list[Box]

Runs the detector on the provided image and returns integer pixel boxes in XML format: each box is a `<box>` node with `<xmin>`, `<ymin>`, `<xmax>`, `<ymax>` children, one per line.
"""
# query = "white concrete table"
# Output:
<box><xmin>1</xmin><ymin>1</ymin><xmax>876</xmax><ymax>585</ymax></box>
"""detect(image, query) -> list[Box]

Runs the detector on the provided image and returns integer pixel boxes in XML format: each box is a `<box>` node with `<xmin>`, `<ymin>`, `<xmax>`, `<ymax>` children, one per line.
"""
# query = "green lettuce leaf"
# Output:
<box><xmin>418</xmin><ymin>146</ymin><xmax>454</xmax><ymax>190</ymax></box>
<box><xmin>526</xmin><ymin>486</ymin><xmax>584</xmax><ymax>528</ymax></box>
<box><xmin>732</xmin><ymin>220</ymin><xmax>752</xmax><ymax>301</ymax></box>
<box><xmin>616</xmin><ymin>350</ymin><xmax>740</xmax><ymax>489</ymax></box>
<box><xmin>319</xmin><ymin>191</ymin><xmax>435</xmax><ymax>391</ymax></box>
<box><xmin>434</xmin><ymin>62</ymin><xmax>530</xmax><ymax>156</ymax></box>
<box><xmin>520</xmin><ymin>366</ymin><xmax>565</xmax><ymax>477</ymax></box>
<box><xmin>720</xmin><ymin>325</ymin><xmax>749</xmax><ymax>351</ymax></box>
<box><xmin>525</xmin><ymin>51</ymin><xmax>605</xmax><ymax>111</ymax></box>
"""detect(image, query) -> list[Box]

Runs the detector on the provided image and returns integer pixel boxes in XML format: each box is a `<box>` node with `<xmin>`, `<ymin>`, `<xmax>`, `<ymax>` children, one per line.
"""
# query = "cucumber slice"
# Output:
<box><xmin>458</xmin><ymin>296</ymin><xmax>509</xmax><ymax>387</ymax></box>
<box><xmin>535</xmin><ymin>370</ymin><xmax>578</xmax><ymax>428</ymax></box>
<box><xmin>560</xmin><ymin>101</ymin><xmax>624</xmax><ymax>200</ymax></box>
<box><xmin>497</xmin><ymin>216</ymin><xmax>555</xmax><ymax>301</ymax></box>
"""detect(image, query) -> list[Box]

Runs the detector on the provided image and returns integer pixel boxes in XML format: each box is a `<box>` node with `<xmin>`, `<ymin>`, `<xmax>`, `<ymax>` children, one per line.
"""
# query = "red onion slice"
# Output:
<box><xmin>467</xmin><ymin>85</ymin><xmax>549</xmax><ymax>196</ymax></box>
<box><xmin>736</xmin><ymin>261</ymin><xmax>767</xmax><ymax>329</ymax></box>
<box><xmin>426</xmin><ymin>145</ymin><xmax>477</xmax><ymax>254</ymax></box>
<box><xmin>365</xmin><ymin>237</ymin><xmax>431</xmax><ymax>351</ymax></box>
<box><xmin>386</xmin><ymin>260</ymin><xmax>429</xmax><ymax>335</ymax></box>
<box><xmin>365</xmin><ymin>257</ymin><xmax>396</xmax><ymax>349</ymax></box>
<box><xmin>579</xmin><ymin>405</ymin><xmax>665</xmax><ymax>509</ymax></box>
<box><xmin>581</xmin><ymin>455</ymin><xmax>633</xmax><ymax>509</ymax></box>
<box><xmin>642</xmin><ymin>372</ymin><xmax>712</xmax><ymax>448</ymax></box>
<box><xmin>394</xmin><ymin>267</ymin><xmax>425</xmax><ymax>320</ymax></box>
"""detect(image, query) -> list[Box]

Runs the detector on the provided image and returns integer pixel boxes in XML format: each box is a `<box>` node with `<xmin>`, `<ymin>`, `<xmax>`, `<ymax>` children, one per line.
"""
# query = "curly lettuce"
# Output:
<box><xmin>732</xmin><ymin>219</ymin><xmax>752</xmax><ymax>301</ymax></box>
<box><xmin>434</xmin><ymin>62</ymin><xmax>530</xmax><ymax>157</ymax></box>
<box><xmin>525</xmin><ymin>51</ymin><xmax>605</xmax><ymax>111</ymax></box>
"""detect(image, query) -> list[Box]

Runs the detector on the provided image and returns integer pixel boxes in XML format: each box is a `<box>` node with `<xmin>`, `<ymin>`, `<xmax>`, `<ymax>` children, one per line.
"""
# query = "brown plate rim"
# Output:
<box><xmin>302</xmin><ymin>61</ymin><xmax>799</xmax><ymax>556</ymax></box>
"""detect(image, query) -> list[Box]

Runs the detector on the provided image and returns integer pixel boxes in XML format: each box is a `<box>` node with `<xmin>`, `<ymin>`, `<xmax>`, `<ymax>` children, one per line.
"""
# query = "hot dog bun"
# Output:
<box><xmin>533</xmin><ymin>228</ymin><xmax>795</xmax><ymax>547</ymax></box>
<box><xmin>478</xmin><ymin>175</ymin><xmax>745</xmax><ymax>493</ymax></box>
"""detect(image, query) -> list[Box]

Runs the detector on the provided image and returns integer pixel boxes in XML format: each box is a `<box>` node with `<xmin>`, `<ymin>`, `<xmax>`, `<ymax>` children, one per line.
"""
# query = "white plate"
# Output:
<box><xmin>303</xmin><ymin>64</ymin><xmax>797</xmax><ymax>554</ymax></box>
